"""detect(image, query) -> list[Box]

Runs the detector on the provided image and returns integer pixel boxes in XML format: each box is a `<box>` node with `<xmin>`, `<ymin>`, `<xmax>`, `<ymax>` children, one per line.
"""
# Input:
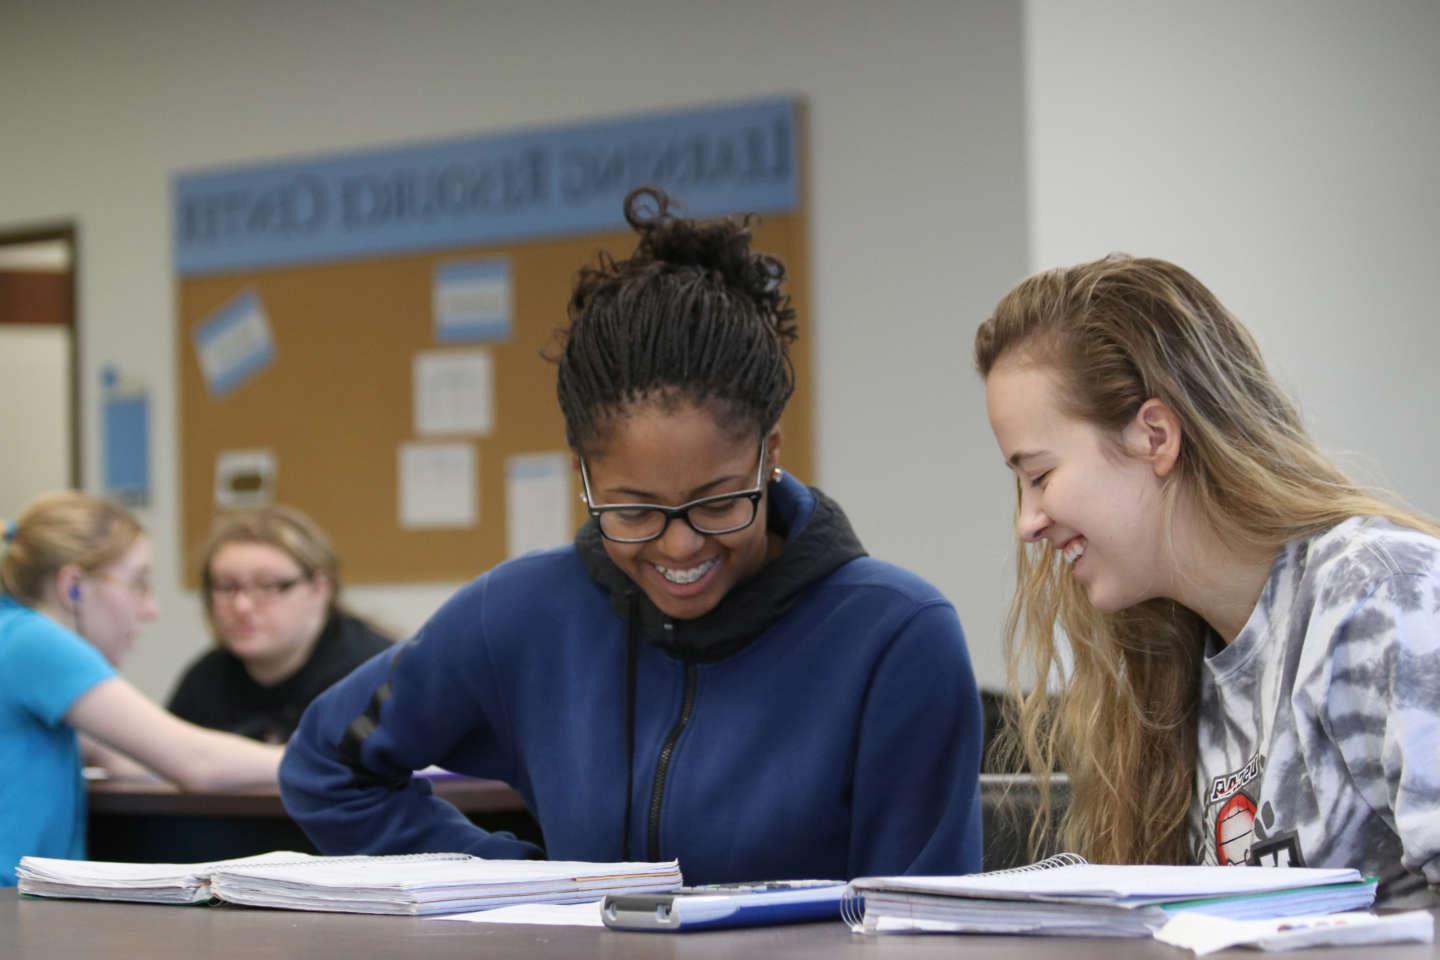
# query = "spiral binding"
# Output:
<box><xmin>981</xmin><ymin>851</ymin><xmax>1087</xmax><ymax>876</ymax></box>
<box><xmin>841</xmin><ymin>853</ymin><xmax>1089</xmax><ymax>932</ymax></box>
<box><xmin>839</xmin><ymin>886</ymin><xmax>866</xmax><ymax>931</ymax></box>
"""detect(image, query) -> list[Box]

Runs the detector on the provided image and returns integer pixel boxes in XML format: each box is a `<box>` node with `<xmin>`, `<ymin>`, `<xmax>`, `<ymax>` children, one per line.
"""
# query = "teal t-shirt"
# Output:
<box><xmin>0</xmin><ymin>595</ymin><xmax>115</xmax><ymax>885</ymax></box>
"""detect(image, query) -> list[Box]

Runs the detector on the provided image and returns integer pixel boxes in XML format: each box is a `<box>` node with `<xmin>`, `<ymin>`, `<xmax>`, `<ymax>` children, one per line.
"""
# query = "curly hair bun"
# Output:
<box><xmin>552</xmin><ymin>185</ymin><xmax>799</xmax><ymax>451</ymax></box>
<box><xmin>622</xmin><ymin>186</ymin><xmax>795</xmax><ymax>345</ymax></box>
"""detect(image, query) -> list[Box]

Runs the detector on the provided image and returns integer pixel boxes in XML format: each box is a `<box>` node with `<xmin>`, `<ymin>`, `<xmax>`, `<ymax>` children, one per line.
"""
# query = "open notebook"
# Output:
<box><xmin>16</xmin><ymin>851</ymin><xmax>682</xmax><ymax>916</ymax></box>
<box><xmin>844</xmin><ymin>855</ymin><xmax>1377</xmax><ymax>938</ymax></box>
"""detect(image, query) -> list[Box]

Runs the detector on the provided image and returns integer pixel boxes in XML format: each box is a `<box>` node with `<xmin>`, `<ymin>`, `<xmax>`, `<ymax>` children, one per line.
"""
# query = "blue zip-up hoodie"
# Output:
<box><xmin>280</xmin><ymin>474</ymin><xmax>983</xmax><ymax>883</ymax></box>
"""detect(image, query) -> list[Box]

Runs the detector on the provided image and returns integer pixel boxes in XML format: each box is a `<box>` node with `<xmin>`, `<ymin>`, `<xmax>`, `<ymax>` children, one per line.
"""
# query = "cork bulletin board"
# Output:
<box><xmin>173</xmin><ymin>99</ymin><xmax>811</xmax><ymax>586</ymax></box>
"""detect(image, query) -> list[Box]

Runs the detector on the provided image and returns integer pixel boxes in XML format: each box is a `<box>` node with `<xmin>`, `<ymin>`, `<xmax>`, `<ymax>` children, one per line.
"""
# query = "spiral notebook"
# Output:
<box><xmin>843</xmin><ymin>854</ymin><xmax>1376</xmax><ymax>938</ymax></box>
<box><xmin>16</xmin><ymin>851</ymin><xmax>683</xmax><ymax>916</ymax></box>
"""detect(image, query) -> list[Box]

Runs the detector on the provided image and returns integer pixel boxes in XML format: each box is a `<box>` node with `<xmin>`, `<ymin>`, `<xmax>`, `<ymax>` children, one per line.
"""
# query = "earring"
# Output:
<box><xmin>770</xmin><ymin>466</ymin><xmax>783</xmax><ymax>483</ymax></box>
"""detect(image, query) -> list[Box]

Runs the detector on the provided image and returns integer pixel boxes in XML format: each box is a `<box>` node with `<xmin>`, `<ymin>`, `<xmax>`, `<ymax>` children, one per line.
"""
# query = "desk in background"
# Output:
<box><xmin>87</xmin><ymin>777</ymin><xmax>539</xmax><ymax>863</ymax></box>
<box><xmin>87</xmin><ymin>772</ymin><xmax>1059</xmax><ymax>868</ymax></box>
<box><xmin>979</xmin><ymin>772</ymin><xmax>1070</xmax><ymax>871</ymax></box>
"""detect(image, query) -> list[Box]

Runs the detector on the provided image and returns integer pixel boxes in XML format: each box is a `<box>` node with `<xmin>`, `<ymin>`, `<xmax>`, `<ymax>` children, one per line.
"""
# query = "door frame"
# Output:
<box><xmin>0</xmin><ymin>221</ymin><xmax>80</xmax><ymax>488</ymax></box>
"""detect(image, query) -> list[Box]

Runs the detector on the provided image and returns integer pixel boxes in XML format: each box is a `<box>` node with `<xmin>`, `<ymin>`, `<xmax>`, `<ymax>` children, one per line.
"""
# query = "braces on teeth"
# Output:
<box><xmin>657</xmin><ymin>559</ymin><xmax>717</xmax><ymax>584</ymax></box>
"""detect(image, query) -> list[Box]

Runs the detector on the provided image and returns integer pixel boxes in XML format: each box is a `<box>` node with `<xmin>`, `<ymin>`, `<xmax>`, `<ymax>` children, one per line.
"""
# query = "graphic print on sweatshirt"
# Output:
<box><xmin>1199</xmin><ymin>750</ymin><xmax>1307</xmax><ymax>867</ymax></box>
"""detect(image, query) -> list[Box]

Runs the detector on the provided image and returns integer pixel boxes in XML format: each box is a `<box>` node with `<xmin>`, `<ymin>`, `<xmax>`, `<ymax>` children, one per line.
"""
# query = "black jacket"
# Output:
<box><xmin>167</xmin><ymin>612</ymin><xmax>392</xmax><ymax>743</ymax></box>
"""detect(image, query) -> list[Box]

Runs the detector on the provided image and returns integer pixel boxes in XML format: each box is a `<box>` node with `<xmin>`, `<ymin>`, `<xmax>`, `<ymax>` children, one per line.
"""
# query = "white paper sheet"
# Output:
<box><xmin>413</xmin><ymin>350</ymin><xmax>494</xmax><ymax>436</ymax></box>
<box><xmin>214</xmin><ymin>449</ymin><xmax>276</xmax><ymax>509</ymax></box>
<box><xmin>433</xmin><ymin>258</ymin><xmax>512</xmax><ymax>343</ymax></box>
<box><xmin>398</xmin><ymin>442</ymin><xmax>477</xmax><ymax>529</ymax></box>
<box><xmin>505</xmin><ymin>452</ymin><xmax>572</xmax><ymax>558</ymax></box>
<box><xmin>193</xmin><ymin>290</ymin><xmax>275</xmax><ymax>396</ymax></box>
<box><xmin>1156</xmin><ymin>910</ymin><xmax>1434</xmax><ymax>955</ymax></box>
<box><xmin>431</xmin><ymin>901</ymin><xmax>605</xmax><ymax>927</ymax></box>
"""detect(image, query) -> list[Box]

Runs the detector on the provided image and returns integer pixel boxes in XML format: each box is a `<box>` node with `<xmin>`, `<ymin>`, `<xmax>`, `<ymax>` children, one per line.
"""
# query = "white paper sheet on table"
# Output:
<box><xmin>1156</xmin><ymin>910</ymin><xmax>1434</xmax><ymax>955</ymax></box>
<box><xmin>431</xmin><ymin>901</ymin><xmax>605</xmax><ymax>926</ymax></box>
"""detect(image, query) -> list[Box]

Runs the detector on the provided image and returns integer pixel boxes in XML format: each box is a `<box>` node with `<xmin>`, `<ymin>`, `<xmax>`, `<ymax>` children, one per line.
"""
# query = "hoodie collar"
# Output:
<box><xmin>577</xmin><ymin>472</ymin><xmax>867</xmax><ymax>661</ymax></box>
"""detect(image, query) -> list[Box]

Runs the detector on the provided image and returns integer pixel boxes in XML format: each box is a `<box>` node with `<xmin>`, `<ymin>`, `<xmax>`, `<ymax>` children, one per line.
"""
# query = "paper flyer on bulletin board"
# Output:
<box><xmin>399</xmin><ymin>441</ymin><xmax>477</xmax><ymax>529</ymax></box>
<box><xmin>505</xmin><ymin>452</ymin><xmax>571</xmax><ymax>558</ymax></box>
<box><xmin>100</xmin><ymin>366</ymin><xmax>151</xmax><ymax>507</ymax></box>
<box><xmin>413</xmin><ymin>350</ymin><xmax>494</xmax><ymax>437</ymax></box>
<box><xmin>434</xmin><ymin>258</ymin><xmax>512</xmax><ymax>343</ymax></box>
<box><xmin>192</xmin><ymin>289</ymin><xmax>275</xmax><ymax>396</ymax></box>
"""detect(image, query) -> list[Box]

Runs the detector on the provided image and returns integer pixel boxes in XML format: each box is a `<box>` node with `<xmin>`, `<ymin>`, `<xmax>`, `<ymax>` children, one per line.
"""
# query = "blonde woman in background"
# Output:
<box><xmin>167</xmin><ymin>506</ymin><xmax>391</xmax><ymax>744</ymax></box>
<box><xmin>0</xmin><ymin>491</ymin><xmax>282</xmax><ymax>885</ymax></box>
<box><xmin>976</xmin><ymin>255</ymin><xmax>1440</xmax><ymax>906</ymax></box>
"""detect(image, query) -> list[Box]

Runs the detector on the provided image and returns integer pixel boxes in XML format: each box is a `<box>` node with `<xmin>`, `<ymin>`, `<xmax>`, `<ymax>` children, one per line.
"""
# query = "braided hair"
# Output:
<box><xmin>554</xmin><ymin>186</ymin><xmax>798</xmax><ymax>454</ymax></box>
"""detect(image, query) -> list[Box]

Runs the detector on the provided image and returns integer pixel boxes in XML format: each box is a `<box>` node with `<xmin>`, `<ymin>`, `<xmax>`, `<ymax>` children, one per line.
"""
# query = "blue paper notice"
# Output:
<box><xmin>192</xmin><ymin>290</ymin><xmax>275</xmax><ymax>396</ymax></box>
<box><xmin>434</xmin><ymin>259</ymin><xmax>512</xmax><ymax>343</ymax></box>
<box><xmin>101</xmin><ymin>370</ymin><xmax>150</xmax><ymax>506</ymax></box>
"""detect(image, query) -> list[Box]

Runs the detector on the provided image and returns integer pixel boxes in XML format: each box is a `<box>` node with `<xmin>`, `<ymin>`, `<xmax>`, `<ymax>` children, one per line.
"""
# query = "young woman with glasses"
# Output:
<box><xmin>167</xmin><ymin>506</ymin><xmax>392</xmax><ymax>743</ymax></box>
<box><xmin>0</xmin><ymin>491</ymin><xmax>282</xmax><ymax>885</ymax></box>
<box><xmin>280</xmin><ymin>186</ymin><xmax>983</xmax><ymax>884</ymax></box>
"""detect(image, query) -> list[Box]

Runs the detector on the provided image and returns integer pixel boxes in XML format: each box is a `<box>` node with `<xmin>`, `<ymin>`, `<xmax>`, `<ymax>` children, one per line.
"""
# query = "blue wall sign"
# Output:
<box><xmin>173</xmin><ymin>98</ymin><xmax>799</xmax><ymax>277</ymax></box>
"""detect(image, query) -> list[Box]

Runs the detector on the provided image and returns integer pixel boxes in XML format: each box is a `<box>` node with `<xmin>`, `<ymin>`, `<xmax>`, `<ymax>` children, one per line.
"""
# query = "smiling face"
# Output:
<box><xmin>78</xmin><ymin>536</ymin><xmax>158</xmax><ymax>665</ymax></box>
<box><xmin>582</xmin><ymin>402</ymin><xmax>780</xmax><ymax>621</ymax></box>
<box><xmin>206</xmin><ymin>541</ymin><xmax>332</xmax><ymax>682</ymax></box>
<box><xmin>985</xmin><ymin>356</ymin><xmax>1175</xmax><ymax>613</ymax></box>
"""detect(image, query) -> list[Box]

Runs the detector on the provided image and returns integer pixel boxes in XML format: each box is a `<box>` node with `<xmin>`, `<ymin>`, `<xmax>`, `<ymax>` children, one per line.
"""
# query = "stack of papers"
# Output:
<box><xmin>15</xmin><ymin>850</ymin><xmax>346</xmax><ymax>904</ymax></box>
<box><xmin>845</xmin><ymin>862</ymin><xmax>1376</xmax><ymax>938</ymax></box>
<box><xmin>209</xmin><ymin>857</ymin><xmax>682</xmax><ymax>916</ymax></box>
<box><xmin>17</xmin><ymin>852</ymin><xmax>682</xmax><ymax>916</ymax></box>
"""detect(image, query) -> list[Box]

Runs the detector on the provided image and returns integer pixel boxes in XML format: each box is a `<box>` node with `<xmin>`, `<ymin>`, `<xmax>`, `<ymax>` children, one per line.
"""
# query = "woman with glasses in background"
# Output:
<box><xmin>0</xmin><ymin>491</ymin><xmax>281</xmax><ymax>885</ymax></box>
<box><xmin>168</xmin><ymin>506</ymin><xmax>392</xmax><ymax>744</ymax></box>
<box><xmin>280</xmin><ymin>187</ymin><xmax>984</xmax><ymax>884</ymax></box>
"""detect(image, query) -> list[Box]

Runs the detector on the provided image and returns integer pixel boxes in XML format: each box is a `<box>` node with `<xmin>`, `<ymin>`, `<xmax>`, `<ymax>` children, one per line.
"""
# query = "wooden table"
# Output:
<box><xmin>86</xmin><ymin>776</ymin><xmax>538</xmax><ymax>862</ymax></box>
<box><xmin>3</xmin><ymin>891</ymin><xmax>1435</xmax><ymax>960</ymax></box>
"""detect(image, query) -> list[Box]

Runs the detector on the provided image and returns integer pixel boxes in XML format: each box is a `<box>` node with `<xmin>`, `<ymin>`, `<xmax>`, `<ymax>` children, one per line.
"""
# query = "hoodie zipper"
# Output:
<box><xmin>646</xmin><ymin>657</ymin><xmax>698</xmax><ymax>861</ymax></box>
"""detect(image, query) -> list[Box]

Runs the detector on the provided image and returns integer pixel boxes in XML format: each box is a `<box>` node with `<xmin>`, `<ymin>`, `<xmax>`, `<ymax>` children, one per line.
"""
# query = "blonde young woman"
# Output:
<box><xmin>976</xmin><ymin>255</ymin><xmax>1439</xmax><ymax>906</ymax></box>
<box><xmin>0</xmin><ymin>492</ymin><xmax>282</xmax><ymax>885</ymax></box>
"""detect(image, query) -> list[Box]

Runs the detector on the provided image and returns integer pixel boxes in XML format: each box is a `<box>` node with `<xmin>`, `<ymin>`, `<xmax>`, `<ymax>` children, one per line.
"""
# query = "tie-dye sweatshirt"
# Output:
<box><xmin>1191</xmin><ymin>516</ymin><xmax>1440</xmax><ymax>907</ymax></box>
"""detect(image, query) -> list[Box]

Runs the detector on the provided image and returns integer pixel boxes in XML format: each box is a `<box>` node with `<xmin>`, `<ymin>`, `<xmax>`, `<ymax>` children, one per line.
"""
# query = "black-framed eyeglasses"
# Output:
<box><xmin>207</xmin><ymin>577</ymin><xmax>307</xmax><ymax>604</ymax></box>
<box><xmin>580</xmin><ymin>442</ymin><xmax>768</xmax><ymax>544</ymax></box>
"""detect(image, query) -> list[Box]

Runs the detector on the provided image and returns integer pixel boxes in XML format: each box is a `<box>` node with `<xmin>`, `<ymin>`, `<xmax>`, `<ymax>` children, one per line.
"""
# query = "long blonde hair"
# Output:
<box><xmin>1</xmin><ymin>491</ymin><xmax>144</xmax><ymax>606</ymax></box>
<box><xmin>974</xmin><ymin>254</ymin><xmax>1440</xmax><ymax>865</ymax></box>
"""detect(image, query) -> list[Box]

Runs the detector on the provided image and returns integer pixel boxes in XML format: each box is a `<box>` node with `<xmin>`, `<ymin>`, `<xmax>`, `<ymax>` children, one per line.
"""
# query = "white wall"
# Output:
<box><xmin>0</xmin><ymin>0</ymin><xmax>1027</xmax><ymax>698</ymax></box>
<box><xmin>1026</xmin><ymin>0</ymin><xmax>1440</xmax><ymax>515</ymax></box>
